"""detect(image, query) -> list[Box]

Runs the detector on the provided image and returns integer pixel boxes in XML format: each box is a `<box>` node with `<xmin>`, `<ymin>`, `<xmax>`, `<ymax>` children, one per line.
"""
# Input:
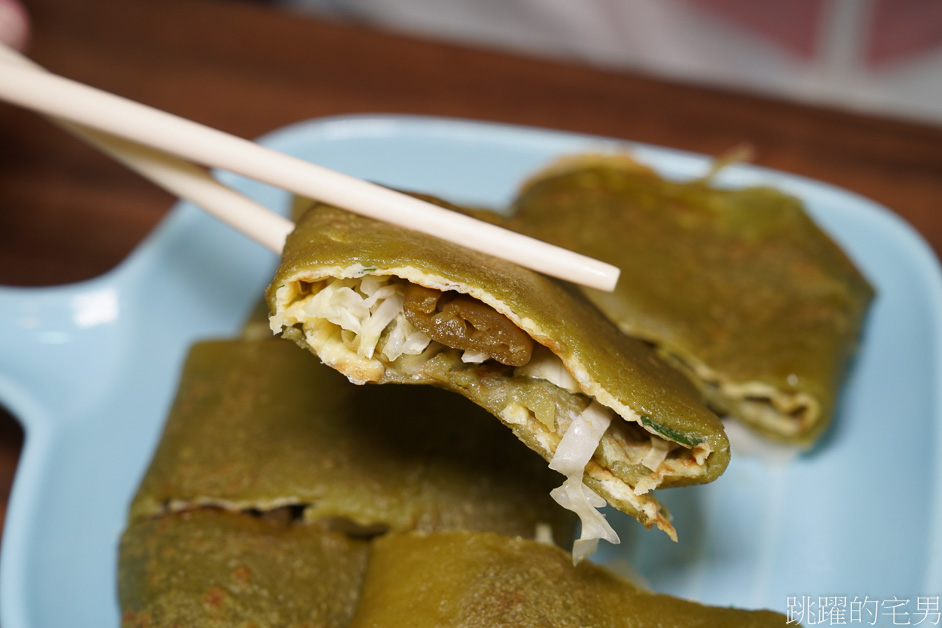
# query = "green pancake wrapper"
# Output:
<box><xmin>267</xmin><ymin>201</ymin><xmax>730</xmax><ymax>540</ymax></box>
<box><xmin>130</xmin><ymin>338</ymin><xmax>571</xmax><ymax>540</ymax></box>
<box><xmin>120</xmin><ymin>338</ymin><xmax>576</xmax><ymax>626</ymax></box>
<box><xmin>347</xmin><ymin>530</ymin><xmax>788</xmax><ymax>628</ymax></box>
<box><xmin>508</xmin><ymin>155</ymin><xmax>874</xmax><ymax>447</ymax></box>
<box><xmin>120</xmin><ymin>509</ymin><xmax>369</xmax><ymax>628</ymax></box>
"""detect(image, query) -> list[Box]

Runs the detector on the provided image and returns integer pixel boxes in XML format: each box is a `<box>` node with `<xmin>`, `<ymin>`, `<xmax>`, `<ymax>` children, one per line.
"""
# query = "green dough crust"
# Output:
<box><xmin>268</xmin><ymin>201</ymin><xmax>731</xmax><ymax>538</ymax></box>
<box><xmin>508</xmin><ymin>155</ymin><xmax>874</xmax><ymax>446</ymax></box>
<box><xmin>119</xmin><ymin>509</ymin><xmax>369</xmax><ymax>628</ymax></box>
<box><xmin>131</xmin><ymin>338</ymin><xmax>573</xmax><ymax>542</ymax></box>
<box><xmin>348</xmin><ymin>530</ymin><xmax>788</xmax><ymax>628</ymax></box>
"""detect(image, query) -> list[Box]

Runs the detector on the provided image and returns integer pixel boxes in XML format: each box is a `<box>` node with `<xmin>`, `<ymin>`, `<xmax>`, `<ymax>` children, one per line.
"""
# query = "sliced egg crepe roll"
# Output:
<box><xmin>267</xmin><ymin>200</ymin><xmax>730</xmax><ymax>547</ymax></box>
<box><xmin>347</xmin><ymin>530</ymin><xmax>788</xmax><ymax>628</ymax></box>
<box><xmin>508</xmin><ymin>155</ymin><xmax>874</xmax><ymax>447</ymax></box>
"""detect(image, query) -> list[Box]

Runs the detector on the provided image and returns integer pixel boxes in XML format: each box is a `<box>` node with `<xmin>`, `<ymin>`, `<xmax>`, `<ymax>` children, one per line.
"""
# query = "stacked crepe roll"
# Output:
<box><xmin>119</xmin><ymin>335</ymin><xmax>785</xmax><ymax>626</ymax></box>
<box><xmin>120</xmin><ymin>334</ymin><xmax>571</xmax><ymax>624</ymax></box>
<box><xmin>506</xmin><ymin>155</ymin><xmax>874</xmax><ymax>447</ymax></box>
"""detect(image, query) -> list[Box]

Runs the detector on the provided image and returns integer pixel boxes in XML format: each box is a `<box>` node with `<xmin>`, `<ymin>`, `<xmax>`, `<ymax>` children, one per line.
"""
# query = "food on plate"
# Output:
<box><xmin>507</xmin><ymin>155</ymin><xmax>875</xmax><ymax>447</ymax></box>
<box><xmin>119</xmin><ymin>337</ymin><xmax>576</xmax><ymax>626</ymax></box>
<box><xmin>128</xmin><ymin>337</ymin><xmax>573</xmax><ymax>539</ymax></box>
<box><xmin>120</xmin><ymin>509</ymin><xmax>370</xmax><ymax>628</ymax></box>
<box><xmin>346</xmin><ymin>530</ymin><xmax>789</xmax><ymax>628</ymax></box>
<box><xmin>267</xmin><ymin>199</ymin><xmax>730</xmax><ymax>554</ymax></box>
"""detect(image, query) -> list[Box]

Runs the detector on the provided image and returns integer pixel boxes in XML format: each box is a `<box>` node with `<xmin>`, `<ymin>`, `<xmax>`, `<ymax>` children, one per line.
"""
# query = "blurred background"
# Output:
<box><xmin>270</xmin><ymin>0</ymin><xmax>942</xmax><ymax>126</ymax></box>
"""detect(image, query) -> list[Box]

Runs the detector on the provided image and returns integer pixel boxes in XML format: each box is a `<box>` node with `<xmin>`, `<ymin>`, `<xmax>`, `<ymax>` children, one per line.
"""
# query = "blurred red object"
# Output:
<box><xmin>683</xmin><ymin>0</ymin><xmax>825</xmax><ymax>60</ymax></box>
<box><xmin>0</xmin><ymin>0</ymin><xmax>30</xmax><ymax>51</ymax></box>
<box><xmin>867</xmin><ymin>0</ymin><xmax>942</xmax><ymax>68</ymax></box>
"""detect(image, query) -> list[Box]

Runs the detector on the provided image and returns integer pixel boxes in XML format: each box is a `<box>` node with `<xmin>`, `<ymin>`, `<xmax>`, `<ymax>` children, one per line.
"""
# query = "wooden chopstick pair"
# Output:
<box><xmin>0</xmin><ymin>44</ymin><xmax>619</xmax><ymax>292</ymax></box>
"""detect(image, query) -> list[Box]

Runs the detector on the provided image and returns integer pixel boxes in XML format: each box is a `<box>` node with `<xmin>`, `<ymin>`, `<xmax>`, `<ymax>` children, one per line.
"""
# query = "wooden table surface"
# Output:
<box><xmin>2</xmin><ymin>0</ymin><xmax>941</xmax><ymax>549</ymax></box>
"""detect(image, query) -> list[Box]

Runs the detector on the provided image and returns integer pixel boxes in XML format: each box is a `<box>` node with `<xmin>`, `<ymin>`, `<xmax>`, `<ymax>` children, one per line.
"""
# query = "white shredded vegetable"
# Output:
<box><xmin>548</xmin><ymin>401</ymin><xmax>620</xmax><ymax>563</ymax></box>
<box><xmin>358</xmin><ymin>274</ymin><xmax>385</xmax><ymax>297</ymax></box>
<box><xmin>358</xmin><ymin>293</ymin><xmax>404</xmax><ymax>358</ymax></box>
<box><xmin>641</xmin><ymin>436</ymin><xmax>671</xmax><ymax>472</ymax></box>
<box><xmin>515</xmin><ymin>346</ymin><xmax>581</xmax><ymax>393</ymax></box>
<box><xmin>402</xmin><ymin>331</ymin><xmax>432</xmax><ymax>355</ymax></box>
<box><xmin>279</xmin><ymin>277</ymin><xmax>435</xmax><ymax>362</ymax></box>
<box><xmin>461</xmin><ymin>349</ymin><xmax>489</xmax><ymax>363</ymax></box>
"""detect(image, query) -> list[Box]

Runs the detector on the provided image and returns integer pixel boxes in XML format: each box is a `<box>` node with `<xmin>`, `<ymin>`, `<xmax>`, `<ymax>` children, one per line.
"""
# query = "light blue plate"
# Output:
<box><xmin>1</xmin><ymin>115</ymin><xmax>940</xmax><ymax>626</ymax></box>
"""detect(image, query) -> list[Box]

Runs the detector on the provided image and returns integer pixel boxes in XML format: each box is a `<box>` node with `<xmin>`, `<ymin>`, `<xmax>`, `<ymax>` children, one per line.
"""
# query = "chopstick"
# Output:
<box><xmin>0</xmin><ymin>47</ymin><xmax>620</xmax><ymax>292</ymax></box>
<box><xmin>0</xmin><ymin>45</ymin><xmax>293</xmax><ymax>253</ymax></box>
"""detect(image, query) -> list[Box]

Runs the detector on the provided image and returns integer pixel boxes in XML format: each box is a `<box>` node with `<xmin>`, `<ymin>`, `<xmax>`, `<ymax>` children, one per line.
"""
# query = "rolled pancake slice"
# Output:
<box><xmin>509</xmin><ymin>155</ymin><xmax>875</xmax><ymax>447</ymax></box>
<box><xmin>131</xmin><ymin>338</ymin><xmax>573</xmax><ymax>543</ymax></box>
<box><xmin>347</xmin><ymin>530</ymin><xmax>788</xmax><ymax>628</ymax></box>
<box><xmin>267</xmin><ymin>202</ymin><xmax>729</xmax><ymax>544</ymax></box>
<box><xmin>119</xmin><ymin>508</ymin><xmax>369</xmax><ymax>628</ymax></box>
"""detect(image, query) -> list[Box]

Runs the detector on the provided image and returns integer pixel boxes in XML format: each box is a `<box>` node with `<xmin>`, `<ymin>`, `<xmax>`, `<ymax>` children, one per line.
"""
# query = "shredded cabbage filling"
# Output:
<box><xmin>549</xmin><ymin>401</ymin><xmax>619</xmax><ymax>564</ymax></box>
<box><xmin>273</xmin><ymin>276</ymin><xmax>438</xmax><ymax>365</ymax></box>
<box><xmin>272</xmin><ymin>275</ymin><xmax>705</xmax><ymax>558</ymax></box>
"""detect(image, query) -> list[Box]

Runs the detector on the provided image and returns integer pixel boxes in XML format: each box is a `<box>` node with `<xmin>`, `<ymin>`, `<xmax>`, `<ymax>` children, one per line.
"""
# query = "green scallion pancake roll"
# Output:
<box><xmin>347</xmin><ymin>530</ymin><xmax>789</xmax><ymax>628</ymax></box>
<box><xmin>119</xmin><ymin>509</ymin><xmax>370</xmax><ymax>628</ymax></box>
<box><xmin>508</xmin><ymin>155</ymin><xmax>875</xmax><ymax>448</ymax></box>
<box><xmin>267</xmin><ymin>200</ymin><xmax>730</xmax><ymax>551</ymax></box>
<box><xmin>130</xmin><ymin>338</ymin><xmax>573</xmax><ymax>542</ymax></box>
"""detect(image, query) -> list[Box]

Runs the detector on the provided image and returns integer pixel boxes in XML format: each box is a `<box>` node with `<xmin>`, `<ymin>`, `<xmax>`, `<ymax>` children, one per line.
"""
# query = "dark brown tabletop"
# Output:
<box><xmin>2</xmin><ymin>0</ymin><xmax>941</xmax><ymax>546</ymax></box>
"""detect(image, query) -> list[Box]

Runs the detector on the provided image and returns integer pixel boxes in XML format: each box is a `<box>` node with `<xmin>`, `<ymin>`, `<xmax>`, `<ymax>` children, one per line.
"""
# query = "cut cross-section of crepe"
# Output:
<box><xmin>347</xmin><ymin>530</ymin><xmax>789</xmax><ymax>628</ymax></box>
<box><xmin>267</xmin><ymin>200</ymin><xmax>730</xmax><ymax>550</ymax></box>
<box><xmin>508</xmin><ymin>155</ymin><xmax>875</xmax><ymax>447</ymax></box>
